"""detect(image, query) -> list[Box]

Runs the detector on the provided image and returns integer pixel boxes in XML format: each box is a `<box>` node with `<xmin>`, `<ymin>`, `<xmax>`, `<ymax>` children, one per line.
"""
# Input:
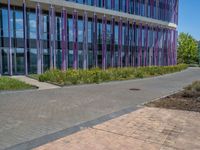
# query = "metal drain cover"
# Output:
<box><xmin>129</xmin><ymin>88</ymin><xmax>141</xmax><ymax>91</ymax></box>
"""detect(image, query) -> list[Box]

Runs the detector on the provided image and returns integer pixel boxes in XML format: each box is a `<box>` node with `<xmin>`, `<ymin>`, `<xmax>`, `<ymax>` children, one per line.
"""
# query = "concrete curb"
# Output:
<box><xmin>138</xmin><ymin>89</ymin><xmax>184</xmax><ymax>108</ymax></box>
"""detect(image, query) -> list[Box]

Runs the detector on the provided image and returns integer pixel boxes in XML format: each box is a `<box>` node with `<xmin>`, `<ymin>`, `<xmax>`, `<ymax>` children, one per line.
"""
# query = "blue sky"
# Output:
<box><xmin>178</xmin><ymin>0</ymin><xmax>200</xmax><ymax>41</ymax></box>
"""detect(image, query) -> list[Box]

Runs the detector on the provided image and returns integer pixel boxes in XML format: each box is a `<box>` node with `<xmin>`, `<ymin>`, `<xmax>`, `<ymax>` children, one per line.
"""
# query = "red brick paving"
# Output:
<box><xmin>35</xmin><ymin>107</ymin><xmax>200</xmax><ymax>150</ymax></box>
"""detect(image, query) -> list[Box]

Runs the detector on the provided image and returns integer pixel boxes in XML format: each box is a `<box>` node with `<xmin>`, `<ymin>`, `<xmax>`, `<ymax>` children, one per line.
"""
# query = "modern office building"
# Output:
<box><xmin>0</xmin><ymin>0</ymin><xmax>178</xmax><ymax>75</ymax></box>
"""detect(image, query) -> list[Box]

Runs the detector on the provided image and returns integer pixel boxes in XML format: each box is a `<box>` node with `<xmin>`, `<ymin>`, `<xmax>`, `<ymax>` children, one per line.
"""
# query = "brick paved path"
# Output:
<box><xmin>0</xmin><ymin>68</ymin><xmax>200</xmax><ymax>150</ymax></box>
<box><xmin>34</xmin><ymin>107</ymin><xmax>200</xmax><ymax>150</ymax></box>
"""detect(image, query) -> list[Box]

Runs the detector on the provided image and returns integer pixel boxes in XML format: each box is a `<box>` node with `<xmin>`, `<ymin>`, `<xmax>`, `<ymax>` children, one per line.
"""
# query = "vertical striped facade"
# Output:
<box><xmin>0</xmin><ymin>0</ymin><xmax>178</xmax><ymax>75</ymax></box>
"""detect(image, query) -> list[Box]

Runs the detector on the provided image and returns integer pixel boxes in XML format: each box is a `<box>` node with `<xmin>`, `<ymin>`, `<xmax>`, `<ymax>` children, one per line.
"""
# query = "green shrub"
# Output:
<box><xmin>134</xmin><ymin>69</ymin><xmax>144</xmax><ymax>78</ymax></box>
<box><xmin>191</xmin><ymin>81</ymin><xmax>200</xmax><ymax>92</ymax></box>
<box><xmin>184</xmin><ymin>81</ymin><xmax>200</xmax><ymax>92</ymax></box>
<box><xmin>182</xmin><ymin>80</ymin><xmax>200</xmax><ymax>98</ymax></box>
<box><xmin>38</xmin><ymin>64</ymin><xmax>188</xmax><ymax>85</ymax></box>
<box><xmin>39</xmin><ymin>69</ymin><xmax>66</xmax><ymax>85</ymax></box>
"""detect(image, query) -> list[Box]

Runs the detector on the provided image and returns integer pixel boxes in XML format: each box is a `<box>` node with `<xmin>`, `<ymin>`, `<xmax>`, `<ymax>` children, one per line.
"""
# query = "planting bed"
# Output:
<box><xmin>146</xmin><ymin>81</ymin><xmax>200</xmax><ymax>112</ymax></box>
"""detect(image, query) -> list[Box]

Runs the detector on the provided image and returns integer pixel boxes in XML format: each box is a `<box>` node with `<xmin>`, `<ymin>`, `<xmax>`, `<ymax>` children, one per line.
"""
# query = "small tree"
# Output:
<box><xmin>178</xmin><ymin>33</ymin><xmax>198</xmax><ymax>64</ymax></box>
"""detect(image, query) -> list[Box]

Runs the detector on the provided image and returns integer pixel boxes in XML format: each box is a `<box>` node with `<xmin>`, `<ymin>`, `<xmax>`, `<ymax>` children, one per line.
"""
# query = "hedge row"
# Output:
<box><xmin>39</xmin><ymin>64</ymin><xmax>188</xmax><ymax>85</ymax></box>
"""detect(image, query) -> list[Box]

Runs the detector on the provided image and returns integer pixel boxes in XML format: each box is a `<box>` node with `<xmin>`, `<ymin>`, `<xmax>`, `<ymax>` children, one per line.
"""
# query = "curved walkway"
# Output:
<box><xmin>11</xmin><ymin>76</ymin><xmax>60</xmax><ymax>90</ymax></box>
<box><xmin>0</xmin><ymin>68</ymin><xmax>200</xmax><ymax>150</ymax></box>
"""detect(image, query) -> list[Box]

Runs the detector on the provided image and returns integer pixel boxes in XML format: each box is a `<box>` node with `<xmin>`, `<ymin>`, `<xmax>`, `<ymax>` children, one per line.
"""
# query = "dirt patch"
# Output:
<box><xmin>146</xmin><ymin>81</ymin><xmax>200</xmax><ymax>112</ymax></box>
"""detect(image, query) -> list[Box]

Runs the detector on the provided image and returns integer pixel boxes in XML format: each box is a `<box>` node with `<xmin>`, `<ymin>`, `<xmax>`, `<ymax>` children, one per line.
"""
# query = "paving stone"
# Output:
<box><xmin>35</xmin><ymin>107</ymin><xmax>200</xmax><ymax>150</ymax></box>
<box><xmin>1</xmin><ymin>68</ymin><xmax>200</xmax><ymax>150</ymax></box>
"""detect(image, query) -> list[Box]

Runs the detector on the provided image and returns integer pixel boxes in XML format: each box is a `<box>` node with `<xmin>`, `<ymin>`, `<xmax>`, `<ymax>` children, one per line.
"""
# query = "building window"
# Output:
<box><xmin>68</xmin><ymin>17</ymin><xmax>73</xmax><ymax>68</ymax></box>
<box><xmin>15</xmin><ymin>10</ymin><xmax>24</xmax><ymax>38</ymax></box>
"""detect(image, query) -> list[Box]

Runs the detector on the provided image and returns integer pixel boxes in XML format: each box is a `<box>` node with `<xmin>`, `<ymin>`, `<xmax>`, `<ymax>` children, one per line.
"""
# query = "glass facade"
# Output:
<box><xmin>0</xmin><ymin>0</ymin><xmax>178</xmax><ymax>75</ymax></box>
<box><xmin>66</xmin><ymin>0</ymin><xmax>179</xmax><ymax>24</ymax></box>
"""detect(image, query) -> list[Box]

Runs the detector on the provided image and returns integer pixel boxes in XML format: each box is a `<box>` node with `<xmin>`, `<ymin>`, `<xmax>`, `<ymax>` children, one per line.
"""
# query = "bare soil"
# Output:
<box><xmin>146</xmin><ymin>91</ymin><xmax>200</xmax><ymax>112</ymax></box>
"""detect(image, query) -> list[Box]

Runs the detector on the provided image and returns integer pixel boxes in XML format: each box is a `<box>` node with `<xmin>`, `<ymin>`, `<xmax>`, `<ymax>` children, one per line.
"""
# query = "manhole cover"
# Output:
<box><xmin>129</xmin><ymin>88</ymin><xmax>141</xmax><ymax>91</ymax></box>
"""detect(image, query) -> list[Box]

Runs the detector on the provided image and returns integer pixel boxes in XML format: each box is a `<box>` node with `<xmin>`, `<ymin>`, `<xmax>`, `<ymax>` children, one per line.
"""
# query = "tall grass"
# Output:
<box><xmin>39</xmin><ymin>64</ymin><xmax>188</xmax><ymax>86</ymax></box>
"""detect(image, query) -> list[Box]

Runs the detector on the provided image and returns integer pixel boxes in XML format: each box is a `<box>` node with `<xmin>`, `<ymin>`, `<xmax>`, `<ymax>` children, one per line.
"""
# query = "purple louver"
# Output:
<box><xmin>125</xmin><ymin>20</ymin><xmax>130</xmax><ymax>67</ymax></box>
<box><xmin>110</xmin><ymin>17</ymin><xmax>115</xmax><ymax>67</ymax></box>
<box><xmin>83</xmin><ymin>11</ymin><xmax>88</xmax><ymax>70</ymax></box>
<box><xmin>138</xmin><ymin>23</ymin><xmax>142</xmax><ymax>66</ymax></box>
<box><xmin>144</xmin><ymin>24</ymin><xmax>148</xmax><ymax>66</ymax></box>
<box><xmin>61</xmin><ymin>8</ymin><xmax>67</xmax><ymax>71</ymax></box>
<box><xmin>118</xmin><ymin>18</ymin><xmax>122</xmax><ymax>67</ymax></box>
<box><xmin>102</xmin><ymin>15</ymin><xmax>107</xmax><ymax>70</ymax></box>
<box><xmin>73</xmin><ymin>10</ymin><xmax>78</xmax><ymax>70</ymax></box>
<box><xmin>93</xmin><ymin>13</ymin><xmax>98</xmax><ymax>67</ymax></box>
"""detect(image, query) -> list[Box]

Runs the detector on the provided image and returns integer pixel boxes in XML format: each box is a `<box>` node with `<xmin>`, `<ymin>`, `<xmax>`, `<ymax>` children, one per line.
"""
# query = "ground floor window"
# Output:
<box><xmin>0</xmin><ymin>5</ymin><xmax>178</xmax><ymax>75</ymax></box>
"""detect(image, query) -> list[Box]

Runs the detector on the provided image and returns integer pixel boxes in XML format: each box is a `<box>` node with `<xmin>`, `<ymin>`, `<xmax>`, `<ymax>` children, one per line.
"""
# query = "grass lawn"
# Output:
<box><xmin>146</xmin><ymin>81</ymin><xmax>200</xmax><ymax>112</ymax></box>
<box><xmin>0</xmin><ymin>77</ymin><xmax>37</xmax><ymax>91</ymax></box>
